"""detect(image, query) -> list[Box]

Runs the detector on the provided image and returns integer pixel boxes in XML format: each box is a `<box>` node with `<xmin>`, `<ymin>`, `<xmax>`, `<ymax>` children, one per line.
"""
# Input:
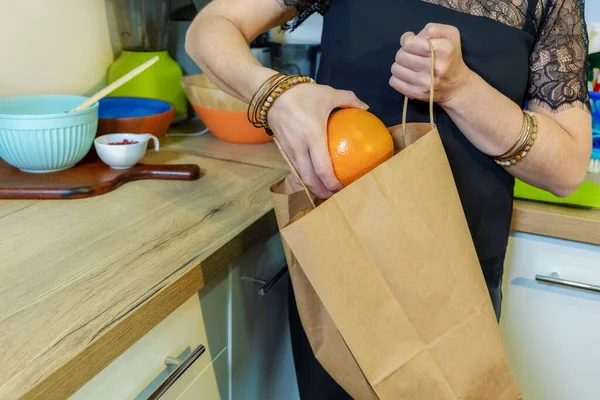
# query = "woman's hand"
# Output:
<box><xmin>268</xmin><ymin>83</ymin><xmax>369</xmax><ymax>199</ymax></box>
<box><xmin>389</xmin><ymin>23</ymin><xmax>472</xmax><ymax>105</ymax></box>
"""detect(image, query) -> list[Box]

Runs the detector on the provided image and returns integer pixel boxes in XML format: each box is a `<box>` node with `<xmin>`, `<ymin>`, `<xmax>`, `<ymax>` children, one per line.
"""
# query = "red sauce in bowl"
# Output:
<box><xmin>108</xmin><ymin>139</ymin><xmax>139</xmax><ymax>145</ymax></box>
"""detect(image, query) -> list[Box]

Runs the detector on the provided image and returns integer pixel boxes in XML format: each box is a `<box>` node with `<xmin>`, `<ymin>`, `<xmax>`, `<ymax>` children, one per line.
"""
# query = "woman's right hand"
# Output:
<box><xmin>267</xmin><ymin>83</ymin><xmax>369</xmax><ymax>199</ymax></box>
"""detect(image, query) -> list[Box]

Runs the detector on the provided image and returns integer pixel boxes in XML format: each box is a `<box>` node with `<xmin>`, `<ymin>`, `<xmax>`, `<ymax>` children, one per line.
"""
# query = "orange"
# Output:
<box><xmin>327</xmin><ymin>108</ymin><xmax>394</xmax><ymax>187</ymax></box>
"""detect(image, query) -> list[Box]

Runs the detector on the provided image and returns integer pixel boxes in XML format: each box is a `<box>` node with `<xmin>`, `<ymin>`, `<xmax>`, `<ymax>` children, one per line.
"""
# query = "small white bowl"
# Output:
<box><xmin>94</xmin><ymin>133</ymin><xmax>159</xmax><ymax>169</ymax></box>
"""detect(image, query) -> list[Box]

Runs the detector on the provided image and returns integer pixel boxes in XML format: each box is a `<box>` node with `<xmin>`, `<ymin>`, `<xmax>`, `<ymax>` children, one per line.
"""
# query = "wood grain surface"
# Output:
<box><xmin>0</xmin><ymin>144</ymin><xmax>287</xmax><ymax>400</ymax></box>
<box><xmin>0</xmin><ymin>152</ymin><xmax>200</xmax><ymax>200</ymax></box>
<box><xmin>1</xmin><ymin>131</ymin><xmax>598</xmax><ymax>400</ymax></box>
<box><xmin>513</xmin><ymin>200</ymin><xmax>600</xmax><ymax>245</ymax></box>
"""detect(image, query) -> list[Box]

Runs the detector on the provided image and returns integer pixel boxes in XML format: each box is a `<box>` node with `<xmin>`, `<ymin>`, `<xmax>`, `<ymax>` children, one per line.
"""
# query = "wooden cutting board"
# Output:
<box><xmin>0</xmin><ymin>151</ymin><xmax>201</xmax><ymax>200</ymax></box>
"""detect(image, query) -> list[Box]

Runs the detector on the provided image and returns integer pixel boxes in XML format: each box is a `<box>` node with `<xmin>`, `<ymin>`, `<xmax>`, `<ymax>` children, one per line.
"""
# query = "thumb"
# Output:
<box><xmin>333</xmin><ymin>90</ymin><xmax>369</xmax><ymax>110</ymax></box>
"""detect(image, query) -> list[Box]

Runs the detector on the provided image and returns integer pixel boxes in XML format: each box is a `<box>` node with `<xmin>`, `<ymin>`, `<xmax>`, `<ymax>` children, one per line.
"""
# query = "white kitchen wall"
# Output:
<box><xmin>0</xmin><ymin>0</ymin><xmax>114</xmax><ymax>97</ymax></box>
<box><xmin>588</xmin><ymin>2</ymin><xmax>600</xmax><ymax>22</ymax></box>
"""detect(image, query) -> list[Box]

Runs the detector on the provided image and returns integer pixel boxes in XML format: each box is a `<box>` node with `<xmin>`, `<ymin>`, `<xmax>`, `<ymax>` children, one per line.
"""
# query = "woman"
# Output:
<box><xmin>186</xmin><ymin>1</ymin><xmax>591</xmax><ymax>398</ymax></box>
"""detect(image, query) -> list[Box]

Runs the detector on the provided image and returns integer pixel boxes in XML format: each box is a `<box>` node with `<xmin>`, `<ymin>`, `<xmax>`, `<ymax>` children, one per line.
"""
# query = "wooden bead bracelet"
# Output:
<box><xmin>247</xmin><ymin>74</ymin><xmax>315</xmax><ymax>135</ymax></box>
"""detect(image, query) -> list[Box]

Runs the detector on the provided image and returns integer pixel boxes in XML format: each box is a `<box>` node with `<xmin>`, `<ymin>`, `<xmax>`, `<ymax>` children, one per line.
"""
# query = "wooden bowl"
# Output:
<box><xmin>192</xmin><ymin>105</ymin><xmax>272</xmax><ymax>144</ymax></box>
<box><xmin>181</xmin><ymin>74</ymin><xmax>273</xmax><ymax>144</ymax></box>
<box><xmin>97</xmin><ymin>97</ymin><xmax>175</xmax><ymax>138</ymax></box>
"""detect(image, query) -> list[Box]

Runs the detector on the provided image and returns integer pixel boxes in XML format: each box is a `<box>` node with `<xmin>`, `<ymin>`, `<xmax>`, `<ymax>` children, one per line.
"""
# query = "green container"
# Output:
<box><xmin>514</xmin><ymin>178</ymin><xmax>600</xmax><ymax>208</ymax></box>
<box><xmin>108</xmin><ymin>51</ymin><xmax>187</xmax><ymax>121</ymax></box>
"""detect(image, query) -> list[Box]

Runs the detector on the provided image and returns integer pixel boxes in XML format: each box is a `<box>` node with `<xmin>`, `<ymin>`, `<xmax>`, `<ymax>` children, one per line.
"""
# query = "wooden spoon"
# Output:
<box><xmin>69</xmin><ymin>56</ymin><xmax>159</xmax><ymax>113</ymax></box>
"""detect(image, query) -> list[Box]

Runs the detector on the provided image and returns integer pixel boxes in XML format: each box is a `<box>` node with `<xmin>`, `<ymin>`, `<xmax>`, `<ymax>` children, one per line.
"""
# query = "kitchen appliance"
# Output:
<box><xmin>270</xmin><ymin>43</ymin><xmax>320</xmax><ymax>79</ymax></box>
<box><xmin>169</xmin><ymin>3</ymin><xmax>202</xmax><ymax>76</ymax></box>
<box><xmin>251</xmin><ymin>33</ymin><xmax>273</xmax><ymax>69</ymax></box>
<box><xmin>108</xmin><ymin>0</ymin><xmax>187</xmax><ymax>121</ymax></box>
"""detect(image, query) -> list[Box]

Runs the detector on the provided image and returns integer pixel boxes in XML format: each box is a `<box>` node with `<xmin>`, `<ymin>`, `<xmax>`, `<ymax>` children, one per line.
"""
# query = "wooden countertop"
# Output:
<box><xmin>1</xmin><ymin>131</ymin><xmax>598</xmax><ymax>400</ymax></box>
<box><xmin>0</xmin><ymin>135</ymin><xmax>288</xmax><ymax>400</ymax></box>
<box><xmin>512</xmin><ymin>199</ymin><xmax>600</xmax><ymax>246</ymax></box>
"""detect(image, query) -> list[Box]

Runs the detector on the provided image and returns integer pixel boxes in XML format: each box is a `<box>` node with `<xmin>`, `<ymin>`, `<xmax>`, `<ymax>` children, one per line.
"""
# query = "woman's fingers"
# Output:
<box><xmin>400</xmin><ymin>32</ymin><xmax>431</xmax><ymax>57</ymax></box>
<box><xmin>391</xmin><ymin>62</ymin><xmax>419</xmax><ymax>85</ymax></box>
<box><xmin>389</xmin><ymin>75</ymin><xmax>422</xmax><ymax>100</ymax></box>
<box><xmin>333</xmin><ymin>90</ymin><xmax>369</xmax><ymax>110</ymax></box>
<box><xmin>395</xmin><ymin>49</ymin><xmax>431</xmax><ymax>72</ymax></box>
<box><xmin>294</xmin><ymin>149</ymin><xmax>335</xmax><ymax>199</ymax></box>
<box><xmin>309</xmin><ymin>131</ymin><xmax>343</xmax><ymax>192</ymax></box>
<box><xmin>391</xmin><ymin>62</ymin><xmax>431</xmax><ymax>96</ymax></box>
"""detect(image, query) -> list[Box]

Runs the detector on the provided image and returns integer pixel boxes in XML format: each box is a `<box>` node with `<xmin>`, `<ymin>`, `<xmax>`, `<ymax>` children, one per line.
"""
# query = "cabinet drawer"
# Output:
<box><xmin>161</xmin><ymin>348</ymin><xmax>229</xmax><ymax>400</ymax></box>
<box><xmin>504</xmin><ymin>232</ymin><xmax>600</xmax><ymax>285</ymax></box>
<box><xmin>501</xmin><ymin>232</ymin><xmax>600</xmax><ymax>400</ymax></box>
<box><xmin>70</xmin><ymin>270</ymin><xmax>230</xmax><ymax>400</ymax></box>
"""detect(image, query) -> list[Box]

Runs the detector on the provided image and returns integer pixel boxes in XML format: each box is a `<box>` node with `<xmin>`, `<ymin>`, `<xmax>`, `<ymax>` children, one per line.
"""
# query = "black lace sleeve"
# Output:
<box><xmin>528</xmin><ymin>0</ymin><xmax>590</xmax><ymax>112</ymax></box>
<box><xmin>277</xmin><ymin>0</ymin><xmax>330</xmax><ymax>31</ymax></box>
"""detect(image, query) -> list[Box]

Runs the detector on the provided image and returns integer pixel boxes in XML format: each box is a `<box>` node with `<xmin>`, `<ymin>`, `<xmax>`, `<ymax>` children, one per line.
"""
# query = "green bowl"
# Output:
<box><xmin>0</xmin><ymin>95</ymin><xmax>98</xmax><ymax>173</ymax></box>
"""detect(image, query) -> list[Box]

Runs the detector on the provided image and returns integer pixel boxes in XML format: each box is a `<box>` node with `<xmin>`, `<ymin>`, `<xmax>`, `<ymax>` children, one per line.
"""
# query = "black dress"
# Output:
<box><xmin>284</xmin><ymin>0</ymin><xmax>589</xmax><ymax>398</ymax></box>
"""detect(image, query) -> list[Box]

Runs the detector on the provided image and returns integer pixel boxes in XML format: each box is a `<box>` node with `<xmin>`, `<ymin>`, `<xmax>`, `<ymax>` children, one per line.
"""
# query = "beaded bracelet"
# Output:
<box><xmin>247</xmin><ymin>74</ymin><xmax>315</xmax><ymax>135</ymax></box>
<box><xmin>494</xmin><ymin>111</ymin><xmax>538</xmax><ymax>167</ymax></box>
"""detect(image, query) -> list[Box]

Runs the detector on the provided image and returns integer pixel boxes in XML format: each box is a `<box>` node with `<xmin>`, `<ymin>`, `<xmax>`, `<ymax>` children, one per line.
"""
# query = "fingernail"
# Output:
<box><xmin>360</xmin><ymin>101</ymin><xmax>370</xmax><ymax>110</ymax></box>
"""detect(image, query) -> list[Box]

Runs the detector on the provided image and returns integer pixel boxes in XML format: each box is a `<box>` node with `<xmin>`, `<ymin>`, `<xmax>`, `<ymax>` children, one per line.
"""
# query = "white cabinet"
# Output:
<box><xmin>177</xmin><ymin>351</ymin><xmax>229</xmax><ymax>400</ymax></box>
<box><xmin>161</xmin><ymin>349</ymin><xmax>229</xmax><ymax>400</ymax></box>
<box><xmin>69</xmin><ymin>233</ymin><xmax>299</xmax><ymax>400</ymax></box>
<box><xmin>500</xmin><ymin>232</ymin><xmax>600</xmax><ymax>400</ymax></box>
<box><xmin>70</xmin><ymin>270</ymin><xmax>230</xmax><ymax>400</ymax></box>
<box><xmin>230</xmin><ymin>234</ymin><xmax>300</xmax><ymax>400</ymax></box>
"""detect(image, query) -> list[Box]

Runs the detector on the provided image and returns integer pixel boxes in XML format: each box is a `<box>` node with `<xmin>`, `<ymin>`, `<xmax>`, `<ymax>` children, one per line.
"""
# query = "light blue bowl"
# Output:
<box><xmin>0</xmin><ymin>95</ymin><xmax>98</xmax><ymax>173</ymax></box>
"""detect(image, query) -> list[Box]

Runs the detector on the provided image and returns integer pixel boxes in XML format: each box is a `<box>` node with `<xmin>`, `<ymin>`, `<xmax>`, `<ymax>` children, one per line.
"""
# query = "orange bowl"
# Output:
<box><xmin>96</xmin><ymin>97</ymin><xmax>175</xmax><ymax>138</ymax></box>
<box><xmin>182</xmin><ymin>74</ymin><xmax>273</xmax><ymax>144</ymax></box>
<box><xmin>192</xmin><ymin>105</ymin><xmax>273</xmax><ymax>144</ymax></box>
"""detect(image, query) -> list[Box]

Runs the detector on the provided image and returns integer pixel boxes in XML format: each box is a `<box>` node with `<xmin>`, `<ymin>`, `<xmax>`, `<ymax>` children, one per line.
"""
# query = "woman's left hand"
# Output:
<box><xmin>390</xmin><ymin>23</ymin><xmax>473</xmax><ymax>105</ymax></box>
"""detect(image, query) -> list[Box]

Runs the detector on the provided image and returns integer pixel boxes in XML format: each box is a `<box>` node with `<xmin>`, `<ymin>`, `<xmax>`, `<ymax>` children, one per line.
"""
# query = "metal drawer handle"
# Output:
<box><xmin>136</xmin><ymin>344</ymin><xmax>206</xmax><ymax>400</ymax></box>
<box><xmin>535</xmin><ymin>272</ymin><xmax>600</xmax><ymax>294</ymax></box>
<box><xmin>241</xmin><ymin>265</ymin><xmax>288</xmax><ymax>296</ymax></box>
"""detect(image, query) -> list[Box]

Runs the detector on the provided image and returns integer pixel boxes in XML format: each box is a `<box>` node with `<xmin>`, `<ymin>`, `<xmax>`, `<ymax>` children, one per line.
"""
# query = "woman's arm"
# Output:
<box><xmin>186</xmin><ymin>0</ymin><xmax>367</xmax><ymax>198</ymax></box>
<box><xmin>185</xmin><ymin>0</ymin><xmax>293</xmax><ymax>102</ymax></box>
<box><xmin>443</xmin><ymin>68</ymin><xmax>591</xmax><ymax>197</ymax></box>
<box><xmin>390</xmin><ymin>23</ymin><xmax>592</xmax><ymax>197</ymax></box>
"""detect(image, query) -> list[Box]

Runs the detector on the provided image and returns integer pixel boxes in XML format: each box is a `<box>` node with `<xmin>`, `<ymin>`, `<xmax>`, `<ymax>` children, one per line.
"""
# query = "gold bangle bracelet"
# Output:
<box><xmin>495</xmin><ymin>111</ymin><xmax>538</xmax><ymax>167</ymax></box>
<box><xmin>495</xmin><ymin>111</ymin><xmax>529</xmax><ymax>159</ymax></box>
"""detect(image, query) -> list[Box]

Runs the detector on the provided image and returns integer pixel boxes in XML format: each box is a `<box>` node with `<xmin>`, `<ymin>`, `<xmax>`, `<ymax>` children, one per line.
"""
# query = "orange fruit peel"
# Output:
<box><xmin>327</xmin><ymin>108</ymin><xmax>394</xmax><ymax>187</ymax></box>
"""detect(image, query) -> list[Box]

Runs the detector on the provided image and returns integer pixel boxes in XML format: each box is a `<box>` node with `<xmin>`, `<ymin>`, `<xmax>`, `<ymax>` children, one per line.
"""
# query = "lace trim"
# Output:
<box><xmin>277</xmin><ymin>0</ymin><xmax>590</xmax><ymax>113</ymax></box>
<box><xmin>528</xmin><ymin>98</ymin><xmax>591</xmax><ymax>113</ymax></box>
<box><xmin>277</xmin><ymin>0</ymin><xmax>330</xmax><ymax>31</ymax></box>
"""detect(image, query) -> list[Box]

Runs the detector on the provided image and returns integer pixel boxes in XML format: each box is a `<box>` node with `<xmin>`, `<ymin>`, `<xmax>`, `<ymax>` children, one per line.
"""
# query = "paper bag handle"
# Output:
<box><xmin>401</xmin><ymin>40</ymin><xmax>436</xmax><ymax>136</ymax></box>
<box><xmin>273</xmin><ymin>40</ymin><xmax>436</xmax><ymax>209</ymax></box>
<box><xmin>273</xmin><ymin>137</ymin><xmax>317</xmax><ymax>209</ymax></box>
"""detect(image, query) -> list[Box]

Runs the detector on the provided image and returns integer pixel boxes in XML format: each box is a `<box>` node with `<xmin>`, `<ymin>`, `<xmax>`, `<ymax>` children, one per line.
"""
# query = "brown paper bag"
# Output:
<box><xmin>270</xmin><ymin>44</ymin><xmax>522</xmax><ymax>399</ymax></box>
<box><xmin>271</xmin><ymin>178</ymin><xmax>379</xmax><ymax>400</ymax></box>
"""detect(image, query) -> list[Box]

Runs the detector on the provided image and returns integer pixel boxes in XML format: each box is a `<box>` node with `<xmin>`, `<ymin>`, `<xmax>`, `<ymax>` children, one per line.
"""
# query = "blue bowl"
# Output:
<box><xmin>97</xmin><ymin>97</ymin><xmax>175</xmax><ymax>138</ymax></box>
<box><xmin>98</xmin><ymin>97</ymin><xmax>173</xmax><ymax>119</ymax></box>
<box><xmin>0</xmin><ymin>95</ymin><xmax>98</xmax><ymax>173</ymax></box>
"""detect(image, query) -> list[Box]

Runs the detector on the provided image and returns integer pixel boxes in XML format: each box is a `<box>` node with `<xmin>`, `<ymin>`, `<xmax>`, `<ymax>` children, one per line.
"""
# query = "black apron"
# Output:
<box><xmin>288</xmin><ymin>0</ymin><xmax>536</xmax><ymax>398</ymax></box>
